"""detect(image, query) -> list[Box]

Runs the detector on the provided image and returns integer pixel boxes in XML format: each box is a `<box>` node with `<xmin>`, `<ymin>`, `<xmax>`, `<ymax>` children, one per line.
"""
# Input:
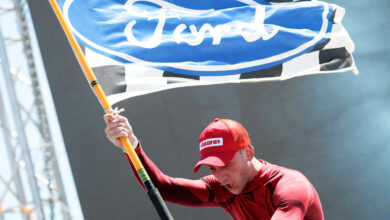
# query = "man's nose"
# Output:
<box><xmin>216</xmin><ymin>170</ymin><xmax>228</xmax><ymax>182</ymax></box>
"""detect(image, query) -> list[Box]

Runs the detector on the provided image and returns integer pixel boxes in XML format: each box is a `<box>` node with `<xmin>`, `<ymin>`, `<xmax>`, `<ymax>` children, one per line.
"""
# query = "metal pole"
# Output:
<box><xmin>0</xmin><ymin>20</ymin><xmax>44</xmax><ymax>220</ymax></box>
<box><xmin>12</xmin><ymin>1</ymin><xmax>71</xmax><ymax>219</ymax></box>
<box><xmin>0</xmin><ymin>81</ymin><xmax>29</xmax><ymax>220</ymax></box>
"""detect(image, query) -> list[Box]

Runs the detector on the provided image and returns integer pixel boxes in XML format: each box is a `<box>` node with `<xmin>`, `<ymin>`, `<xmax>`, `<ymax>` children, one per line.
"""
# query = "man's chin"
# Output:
<box><xmin>228</xmin><ymin>188</ymin><xmax>243</xmax><ymax>195</ymax></box>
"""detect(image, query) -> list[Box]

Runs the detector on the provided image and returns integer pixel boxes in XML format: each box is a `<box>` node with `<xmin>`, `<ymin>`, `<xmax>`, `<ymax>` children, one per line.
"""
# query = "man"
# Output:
<box><xmin>104</xmin><ymin>114</ymin><xmax>324</xmax><ymax>220</ymax></box>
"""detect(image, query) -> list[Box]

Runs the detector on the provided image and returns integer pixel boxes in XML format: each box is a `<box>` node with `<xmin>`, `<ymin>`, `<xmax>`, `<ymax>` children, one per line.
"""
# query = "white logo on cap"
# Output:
<box><xmin>199</xmin><ymin>138</ymin><xmax>223</xmax><ymax>151</ymax></box>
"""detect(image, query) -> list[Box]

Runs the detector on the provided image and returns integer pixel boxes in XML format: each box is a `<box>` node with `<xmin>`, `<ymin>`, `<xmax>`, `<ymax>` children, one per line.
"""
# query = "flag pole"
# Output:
<box><xmin>48</xmin><ymin>1</ymin><xmax>173</xmax><ymax>219</ymax></box>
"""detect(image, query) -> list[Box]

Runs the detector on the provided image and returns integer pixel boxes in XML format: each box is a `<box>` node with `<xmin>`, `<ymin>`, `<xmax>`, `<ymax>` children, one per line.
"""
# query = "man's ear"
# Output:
<box><xmin>245</xmin><ymin>145</ymin><xmax>254</xmax><ymax>160</ymax></box>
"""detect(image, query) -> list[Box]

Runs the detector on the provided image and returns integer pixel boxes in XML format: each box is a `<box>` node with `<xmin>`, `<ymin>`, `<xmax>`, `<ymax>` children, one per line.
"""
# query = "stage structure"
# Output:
<box><xmin>0</xmin><ymin>0</ymin><xmax>71</xmax><ymax>219</ymax></box>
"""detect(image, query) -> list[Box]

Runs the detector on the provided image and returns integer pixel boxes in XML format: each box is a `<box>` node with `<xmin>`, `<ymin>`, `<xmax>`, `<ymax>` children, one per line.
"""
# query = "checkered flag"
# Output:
<box><xmin>72</xmin><ymin>0</ymin><xmax>358</xmax><ymax>104</ymax></box>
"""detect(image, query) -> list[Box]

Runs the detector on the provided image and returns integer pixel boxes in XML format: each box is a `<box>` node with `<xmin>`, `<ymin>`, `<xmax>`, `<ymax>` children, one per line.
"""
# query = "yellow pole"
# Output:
<box><xmin>48</xmin><ymin>2</ymin><xmax>173</xmax><ymax>218</ymax></box>
<box><xmin>48</xmin><ymin>0</ymin><xmax>144</xmax><ymax>171</ymax></box>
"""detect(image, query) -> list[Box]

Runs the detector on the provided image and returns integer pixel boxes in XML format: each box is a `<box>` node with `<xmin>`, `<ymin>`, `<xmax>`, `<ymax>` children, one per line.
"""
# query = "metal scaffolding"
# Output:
<box><xmin>0</xmin><ymin>0</ymin><xmax>71</xmax><ymax>219</ymax></box>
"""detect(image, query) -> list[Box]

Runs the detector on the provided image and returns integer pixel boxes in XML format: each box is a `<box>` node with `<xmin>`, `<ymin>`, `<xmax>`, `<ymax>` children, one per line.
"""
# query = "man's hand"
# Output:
<box><xmin>104</xmin><ymin>114</ymin><xmax>137</xmax><ymax>148</ymax></box>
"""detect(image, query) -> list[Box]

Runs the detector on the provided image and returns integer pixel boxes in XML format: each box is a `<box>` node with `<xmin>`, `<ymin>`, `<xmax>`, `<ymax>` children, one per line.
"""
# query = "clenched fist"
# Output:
<box><xmin>104</xmin><ymin>114</ymin><xmax>137</xmax><ymax>148</ymax></box>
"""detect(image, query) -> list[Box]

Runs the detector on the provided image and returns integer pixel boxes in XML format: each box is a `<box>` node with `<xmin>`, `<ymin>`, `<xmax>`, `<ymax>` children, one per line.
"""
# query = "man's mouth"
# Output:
<box><xmin>224</xmin><ymin>183</ymin><xmax>233</xmax><ymax>190</ymax></box>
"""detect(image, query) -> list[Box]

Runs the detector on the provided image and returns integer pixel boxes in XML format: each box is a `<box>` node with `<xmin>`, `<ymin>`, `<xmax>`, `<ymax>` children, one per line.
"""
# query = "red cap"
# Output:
<box><xmin>193</xmin><ymin>118</ymin><xmax>251</xmax><ymax>173</ymax></box>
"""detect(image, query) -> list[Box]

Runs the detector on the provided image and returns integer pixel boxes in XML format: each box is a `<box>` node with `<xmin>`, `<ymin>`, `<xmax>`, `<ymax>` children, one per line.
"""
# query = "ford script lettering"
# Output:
<box><xmin>124</xmin><ymin>2</ymin><xmax>278</xmax><ymax>48</ymax></box>
<box><xmin>62</xmin><ymin>0</ymin><xmax>334</xmax><ymax>75</ymax></box>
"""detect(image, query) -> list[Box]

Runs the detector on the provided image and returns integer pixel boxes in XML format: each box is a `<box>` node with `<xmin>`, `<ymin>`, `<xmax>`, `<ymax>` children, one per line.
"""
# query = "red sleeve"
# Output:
<box><xmin>270</xmin><ymin>170</ymin><xmax>317</xmax><ymax>220</ymax></box>
<box><xmin>124</xmin><ymin>144</ymin><xmax>218</xmax><ymax>207</ymax></box>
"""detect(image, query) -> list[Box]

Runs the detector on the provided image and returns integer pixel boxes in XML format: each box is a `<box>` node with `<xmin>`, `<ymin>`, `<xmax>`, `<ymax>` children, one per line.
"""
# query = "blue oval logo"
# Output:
<box><xmin>61</xmin><ymin>0</ymin><xmax>334</xmax><ymax>76</ymax></box>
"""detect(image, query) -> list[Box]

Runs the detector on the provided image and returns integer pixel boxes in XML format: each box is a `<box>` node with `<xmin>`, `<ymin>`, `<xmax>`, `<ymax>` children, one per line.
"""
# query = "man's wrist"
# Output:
<box><xmin>122</xmin><ymin>137</ymin><xmax>139</xmax><ymax>154</ymax></box>
<box><xmin>132</xmin><ymin>138</ymin><xmax>139</xmax><ymax>149</ymax></box>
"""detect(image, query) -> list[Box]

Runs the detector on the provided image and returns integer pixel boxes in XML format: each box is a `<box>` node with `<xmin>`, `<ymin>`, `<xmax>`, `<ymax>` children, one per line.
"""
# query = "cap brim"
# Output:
<box><xmin>193</xmin><ymin>151</ymin><xmax>238</xmax><ymax>173</ymax></box>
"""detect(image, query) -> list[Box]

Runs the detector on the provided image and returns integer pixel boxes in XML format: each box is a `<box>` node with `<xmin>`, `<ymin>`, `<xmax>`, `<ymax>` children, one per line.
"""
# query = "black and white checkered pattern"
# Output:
<box><xmin>86</xmin><ymin>1</ymin><xmax>357</xmax><ymax>105</ymax></box>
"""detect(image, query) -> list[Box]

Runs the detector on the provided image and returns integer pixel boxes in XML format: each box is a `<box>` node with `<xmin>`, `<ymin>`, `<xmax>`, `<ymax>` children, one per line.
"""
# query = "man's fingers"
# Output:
<box><xmin>105</xmin><ymin>122</ymin><xmax>126</xmax><ymax>133</ymax></box>
<box><xmin>107</xmin><ymin>131</ymin><xmax>128</xmax><ymax>141</ymax></box>
<box><xmin>104</xmin><ymin>113</ymin><xmax>127</xmax><ymax>123</ymax></box>
<box><xmin>103</xmin><ymin>113</ymin><xmax>115</xmax><ymax>123</ymax></box>
<box><xmin>106</xmin><ymin>130</ymin><xmax>129</xmax><ymax>148</ymax></box>
<box><xmin>111</xmin><ymin>136</ymin><xmax>124</xmax><ymax>148</ymax></box>
<box><xmin>104</xmin><ymin>113</ymin><xmax>134</xmax><ymax>148</ymax></box>
<box><xmin>107</xmin><ymin>126</ymin><xmax>129</xmax><ymax>137</ymax></box>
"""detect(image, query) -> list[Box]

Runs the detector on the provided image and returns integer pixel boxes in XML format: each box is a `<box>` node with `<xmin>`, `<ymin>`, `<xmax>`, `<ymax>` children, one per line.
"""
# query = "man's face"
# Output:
<box><xmin>207</xmin><ymin>149</ymin><xmax>251</xmax><ymax>195</ymax></box>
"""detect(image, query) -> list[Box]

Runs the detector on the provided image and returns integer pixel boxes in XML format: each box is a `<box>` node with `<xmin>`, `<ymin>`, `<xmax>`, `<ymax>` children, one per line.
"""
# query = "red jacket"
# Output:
<box><xmin>126</xmin><ymin>145</ymin><xmax>324</xmax><ymax>220</ymax></box>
